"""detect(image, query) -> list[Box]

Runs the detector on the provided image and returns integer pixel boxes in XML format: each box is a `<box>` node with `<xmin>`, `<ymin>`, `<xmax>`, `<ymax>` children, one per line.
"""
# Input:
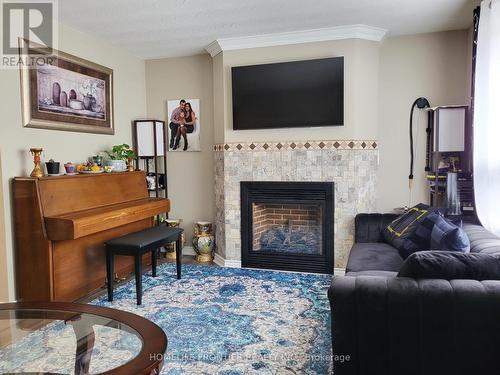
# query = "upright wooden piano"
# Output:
<box><xmin>13</xmin><ymin>171</ymin><xmax>170</xmax><ymax>302</ymax></box>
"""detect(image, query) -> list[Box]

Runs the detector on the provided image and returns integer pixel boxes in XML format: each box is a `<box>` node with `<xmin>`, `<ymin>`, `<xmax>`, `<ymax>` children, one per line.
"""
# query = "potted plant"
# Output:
<box><xmin>104</xmin><ymin>144</ymin><xmax>137</xmax><ymax>172</ymax></box>
<box><xmin>45</xmin><ymin>158</ymin><xmax>60</xmax><ymax>175</ymax></box>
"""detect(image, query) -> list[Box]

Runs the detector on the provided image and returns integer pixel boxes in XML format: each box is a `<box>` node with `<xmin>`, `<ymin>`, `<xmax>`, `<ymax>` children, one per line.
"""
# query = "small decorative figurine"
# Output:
<box><xmin>29</xmin><ymin>148</ymin><xmax>44</xmax><ymax>178</ymax></box>
<box><xmin>92</xmin><ymin>155</ymin><xmax>103</xmax><ymax>167</ymax></box>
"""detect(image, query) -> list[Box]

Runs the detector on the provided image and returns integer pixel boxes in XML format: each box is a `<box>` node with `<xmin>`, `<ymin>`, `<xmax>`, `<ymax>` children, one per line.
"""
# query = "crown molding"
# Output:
<box><xmin>205</xmin><ymin>24</ymin><xmax>387</xmax><ymax>57</ymax></box>
<box><xmin>205</xmin><ymin>40</ymin><xmax>223</xmax><ymax>57</ymax></box>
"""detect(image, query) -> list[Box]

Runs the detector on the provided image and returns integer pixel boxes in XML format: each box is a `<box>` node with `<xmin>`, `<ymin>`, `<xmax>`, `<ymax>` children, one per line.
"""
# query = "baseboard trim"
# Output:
<box><xmin>182</xmin><ymin>246</ymin><xmax>196</xmax><ymax>256</ymax></box>
<box><xmin>213</xmin><ymin>253</ymin><xmax>225</xmax><ymax>267</ymax></box>
<box><xmin>334</xmin><ymin>267</ymin><xmax>346</xmax><ymax>276</ymax></box>
<box><xmin>181</xmin><ymin>247</ymin><xmax>242</xmax><ymax>267</ymax></box>
<box><xmin>214</xmin><ymin>253</ymin><xmax>242</xmax><ymax>268</ymax></box>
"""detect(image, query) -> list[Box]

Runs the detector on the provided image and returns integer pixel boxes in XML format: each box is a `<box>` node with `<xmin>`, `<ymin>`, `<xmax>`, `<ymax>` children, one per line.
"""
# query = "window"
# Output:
<box><xmin>474</xmin><ymin>0</ymin><xmax>500</xmax><ymax>235</ymax></box>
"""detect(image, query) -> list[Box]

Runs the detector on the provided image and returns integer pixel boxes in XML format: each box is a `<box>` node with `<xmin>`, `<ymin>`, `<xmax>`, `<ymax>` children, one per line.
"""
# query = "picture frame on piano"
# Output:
<box><xmin>19</xmin><ymin>38</ymin><xmax>114</xmax><ymax>135</ymax></box>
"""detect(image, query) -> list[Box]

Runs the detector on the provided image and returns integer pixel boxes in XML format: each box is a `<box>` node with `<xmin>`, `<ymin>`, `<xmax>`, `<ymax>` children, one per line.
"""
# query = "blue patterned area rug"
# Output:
<box><xmin>93</xmin><ymin>263</ymin><xmax>333</xmax><ymax>374</ymax></box>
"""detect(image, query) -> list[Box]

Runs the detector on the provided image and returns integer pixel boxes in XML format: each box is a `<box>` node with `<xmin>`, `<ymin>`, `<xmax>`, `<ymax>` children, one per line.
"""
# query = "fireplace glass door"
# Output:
<box><xmin>252</xmin><ymin>203</ymin><xmax>323</xmax><ymax>256</ymax></box>
<box><xmin>241</xmin><ymin>181</ymin><xmax>334</xmax><ymax>274</ymax></box>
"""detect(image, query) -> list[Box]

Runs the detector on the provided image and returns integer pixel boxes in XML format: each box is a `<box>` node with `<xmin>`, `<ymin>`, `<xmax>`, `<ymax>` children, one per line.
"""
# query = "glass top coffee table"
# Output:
<box><xmin>0</xmin><ymin>302</ymin><xmax>167</xmax><ymax>375</ymax></box>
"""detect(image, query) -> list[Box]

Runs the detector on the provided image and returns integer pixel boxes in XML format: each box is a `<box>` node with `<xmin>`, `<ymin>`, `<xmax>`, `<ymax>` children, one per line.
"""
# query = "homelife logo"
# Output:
<box><xmin>1</xmin><ymin>0</ymin><xmax>58</xmax><ymax>69</ymax></box>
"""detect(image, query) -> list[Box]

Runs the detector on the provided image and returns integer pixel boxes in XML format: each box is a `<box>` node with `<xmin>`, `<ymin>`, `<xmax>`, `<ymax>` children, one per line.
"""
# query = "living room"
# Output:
<box><xmin>1</xmin><ymin>0</ymin><xmax>499</xmax><ymax>374</ymax></box>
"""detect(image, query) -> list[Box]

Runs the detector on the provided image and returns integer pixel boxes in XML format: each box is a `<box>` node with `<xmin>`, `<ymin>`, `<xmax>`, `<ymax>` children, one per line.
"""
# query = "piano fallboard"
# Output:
<box><xmin>45</xmin><ymin>198</ymin><xmax>170</xmax><ymax>240</ymax></box>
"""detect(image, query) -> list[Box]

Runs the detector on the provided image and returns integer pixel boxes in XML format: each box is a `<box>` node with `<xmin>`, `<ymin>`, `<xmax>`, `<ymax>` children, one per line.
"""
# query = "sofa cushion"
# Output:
<box><xmin>383</xmin><ymin>203</ymin><xmax>441</xmax><ymax>259</ymax></box>
<box><xmin>345</xmin><ymin>270</ymin><xmax>398</xmax><ymax>278</ymax></box>
<box><xmin>346</xmin><ymin>242</ymin><xmax>404</xmax><ymax>273</ymax></box>
<box><xmin>397</xmin><ymin>251</ymin><xmax>500</xmax><ymax>280</ymax></box>
<box><xmin>410</xmin><ymin>211</ymin><xmax>470</xmax><ymax>254</ymax></box>
<box><xmin>463</xmin><ymin>224</ymin><xmax>500</xmax><ymax>254</ymax></box>
<box><xmin>355</xmin><ymin>213</ymin><xmax>401</xmax><ymax>243</ymax></box>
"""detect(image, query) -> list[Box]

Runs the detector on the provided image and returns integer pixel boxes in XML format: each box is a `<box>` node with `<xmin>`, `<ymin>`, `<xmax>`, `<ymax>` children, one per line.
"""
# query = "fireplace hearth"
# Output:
<box><xmin>241</xmin><ymin>181</ymin><xmax>334</xmax><ymax>274</ymax></box>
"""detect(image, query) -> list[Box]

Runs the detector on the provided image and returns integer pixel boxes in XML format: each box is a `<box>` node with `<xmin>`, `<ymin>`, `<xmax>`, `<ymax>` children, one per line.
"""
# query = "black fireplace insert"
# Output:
<box><xmin>241</xmin><ymin>181</ymin><xmax>334</xmax><ymax>274</ymax></box>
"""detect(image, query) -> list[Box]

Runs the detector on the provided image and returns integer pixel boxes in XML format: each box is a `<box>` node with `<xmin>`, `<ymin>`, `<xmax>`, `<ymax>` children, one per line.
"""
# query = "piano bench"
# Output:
<box><xmin>105</xmin><ymin>226</ymin><xmax>184</xmax><ymax>305</ymax></box>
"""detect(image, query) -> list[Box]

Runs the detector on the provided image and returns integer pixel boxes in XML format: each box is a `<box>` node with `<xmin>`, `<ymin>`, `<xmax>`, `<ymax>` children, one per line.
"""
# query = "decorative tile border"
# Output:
<box><xmin>213</xmin><ymin>140</ymin><xmax>378</xmax><ymax>152</ymax></box>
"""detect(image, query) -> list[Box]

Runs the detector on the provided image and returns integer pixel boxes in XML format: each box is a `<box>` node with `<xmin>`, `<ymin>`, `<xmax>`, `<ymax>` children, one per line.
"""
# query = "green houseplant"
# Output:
<box><xmin>104</xmin><ymin>144</ymin><xmax>137</xmax><ymax>172</ymax></box>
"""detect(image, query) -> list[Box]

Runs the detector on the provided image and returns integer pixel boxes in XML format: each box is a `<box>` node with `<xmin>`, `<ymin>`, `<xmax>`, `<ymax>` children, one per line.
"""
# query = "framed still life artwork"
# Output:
<box><xmin>167</xmin><ymin>99</ymin><xmax>201</xmax><ymax>152</ymax></box>
<box><xmin>19</xmin><ymin>39</ymin><xmax>114</xmax><ymax>134</ymax></box>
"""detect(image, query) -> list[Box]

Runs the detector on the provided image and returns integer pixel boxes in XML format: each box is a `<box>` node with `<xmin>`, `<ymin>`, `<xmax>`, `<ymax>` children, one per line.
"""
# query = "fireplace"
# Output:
<box><xmin>241</xmin><ymin>181</ymin><xmax>334</xmax><ymax>274</ymax></box>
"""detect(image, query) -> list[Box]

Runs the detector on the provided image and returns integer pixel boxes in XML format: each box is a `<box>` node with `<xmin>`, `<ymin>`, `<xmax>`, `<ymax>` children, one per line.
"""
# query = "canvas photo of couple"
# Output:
<box><xmin>167</xmin><ymin>99</ymin><xmax>201</xmax><ymax>152</ymax></box>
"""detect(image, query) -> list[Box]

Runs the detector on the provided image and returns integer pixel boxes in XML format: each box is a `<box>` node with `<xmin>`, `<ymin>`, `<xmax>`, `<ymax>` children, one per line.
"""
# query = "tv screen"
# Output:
<box><xmin>231</xmin><ymin>57</ymin><xmax>344</xmax><ymax>130</ymax></box>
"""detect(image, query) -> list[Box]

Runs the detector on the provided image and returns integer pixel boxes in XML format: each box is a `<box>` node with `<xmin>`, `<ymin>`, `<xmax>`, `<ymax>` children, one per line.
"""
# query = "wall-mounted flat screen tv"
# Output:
<box><xmin>231</xmin><ymin>57</ymin><xmax>344</xmax><ymax>130</ymax></box>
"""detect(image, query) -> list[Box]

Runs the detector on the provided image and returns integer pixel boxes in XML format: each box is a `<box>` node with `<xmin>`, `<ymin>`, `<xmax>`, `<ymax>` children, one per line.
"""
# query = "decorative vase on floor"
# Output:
<box><xmin>192</xmin><ymin>221</ymin><xmax>215</xmax><ymax>263</ymax></box>
<box><xmin>164</xmin><ymin>219</ymin><xmax>184</xmax><ymax>260</ymax></box>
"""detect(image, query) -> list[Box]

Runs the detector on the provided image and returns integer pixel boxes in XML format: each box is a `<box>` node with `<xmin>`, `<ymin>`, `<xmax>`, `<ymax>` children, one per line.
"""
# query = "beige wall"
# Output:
<box><xmin>0</xmin><ymin>155</ymin><xmax>8</xmax><ymax>302</ymax></box>
<box><xmin>0</xmin><ymin>24</ymin><xmax>147</xmax><ymax>300</ymax></box>
<box><xmin>377</xmin><ymin>30</ymin><xmax>470</xmax><ymax>212</ymax></box>
<box><xmin>220</xmin><ymin>39</ymin><xmax>380</xmax><ymax>143</ymax></box>
<box><xmin>145</xmin><ymin>55</ymin><xmax>214</xmax><ymax>245</ymax></box>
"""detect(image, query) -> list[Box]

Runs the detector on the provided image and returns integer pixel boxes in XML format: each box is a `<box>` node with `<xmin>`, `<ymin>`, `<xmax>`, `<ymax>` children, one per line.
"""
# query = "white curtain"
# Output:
<box><xmin>474</xmin><ymin>0</ymin><xmax>500</xmax><ymax>235</ymax></box>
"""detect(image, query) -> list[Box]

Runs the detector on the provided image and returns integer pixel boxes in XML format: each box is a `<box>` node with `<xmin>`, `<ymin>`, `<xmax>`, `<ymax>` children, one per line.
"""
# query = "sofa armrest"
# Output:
<box><xmin>328</xmin><ymin>275</ymin><xmax>500</xmax><ymax>375</ymax></box>
<box><xmin>354</xmin><ymin>213</ymin><xmax>399</xmax><ymax>243</ymax></box>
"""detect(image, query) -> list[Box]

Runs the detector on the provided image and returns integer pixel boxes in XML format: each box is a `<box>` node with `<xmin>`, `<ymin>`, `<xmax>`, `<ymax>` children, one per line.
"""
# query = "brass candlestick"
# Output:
<box><xmin>29</xmin><ymin>148</ymin><xmax>44</xmax><ymax>178</ymax></box>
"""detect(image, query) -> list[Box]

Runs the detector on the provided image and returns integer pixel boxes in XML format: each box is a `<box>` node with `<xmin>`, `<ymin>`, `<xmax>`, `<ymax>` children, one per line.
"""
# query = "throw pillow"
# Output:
<box><xmin>412</xmin><ymin>211</ymin><xmax>470</xmax><ymax>253</ymax></box>
<box><xmin>383</xmin><ymin>203</ymin><xmax>439</xmax><ymax>259</ymax></box>
<box><xmin>398</xmin><ymin>251</ymin><xmax>500</xmax><ymax>280</ymax></box>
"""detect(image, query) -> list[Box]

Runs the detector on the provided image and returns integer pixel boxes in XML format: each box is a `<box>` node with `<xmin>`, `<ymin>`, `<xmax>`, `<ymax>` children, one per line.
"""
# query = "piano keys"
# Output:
<box><xmin>13</xmin><ymin>171</ymin><xmax>170</xmax><ymax>302</ymax></box>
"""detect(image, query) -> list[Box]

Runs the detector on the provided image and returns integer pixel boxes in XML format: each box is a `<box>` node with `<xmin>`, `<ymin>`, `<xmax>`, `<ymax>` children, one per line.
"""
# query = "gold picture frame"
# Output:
<box><xmin>19</xmin><ymin>38</ymin><xmax>114</xmax><ymax>135</ymax></box>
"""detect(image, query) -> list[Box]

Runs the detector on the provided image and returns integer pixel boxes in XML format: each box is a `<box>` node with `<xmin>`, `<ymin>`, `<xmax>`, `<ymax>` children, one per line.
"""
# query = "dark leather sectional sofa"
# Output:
<box><xmin>328</xmin><ymin>213</ymin><xmax>500</xmax><ymax>375</ymax></box>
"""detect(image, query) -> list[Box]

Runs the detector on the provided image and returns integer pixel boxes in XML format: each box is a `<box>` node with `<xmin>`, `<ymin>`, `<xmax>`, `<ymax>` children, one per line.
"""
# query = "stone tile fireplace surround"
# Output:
<box><xmin>214</xmin><ymin>140</ymin><xmax>379</xmax><ymax>270</ymax></box>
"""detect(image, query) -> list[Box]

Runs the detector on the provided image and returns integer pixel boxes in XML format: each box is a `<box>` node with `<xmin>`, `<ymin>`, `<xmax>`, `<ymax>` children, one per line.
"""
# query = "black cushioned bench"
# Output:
<box><xmin>105</xmin><ymin>226</ymin><xmax>183</xmax><ymax>305</ymax></box>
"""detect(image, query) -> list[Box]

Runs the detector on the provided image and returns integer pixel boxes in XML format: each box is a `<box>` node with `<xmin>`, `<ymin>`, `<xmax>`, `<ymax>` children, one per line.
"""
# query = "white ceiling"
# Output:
<box><xmin>59</xmin><ymin>0</ymin><xmax>477</xmax><ymax>59</ymax></box>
